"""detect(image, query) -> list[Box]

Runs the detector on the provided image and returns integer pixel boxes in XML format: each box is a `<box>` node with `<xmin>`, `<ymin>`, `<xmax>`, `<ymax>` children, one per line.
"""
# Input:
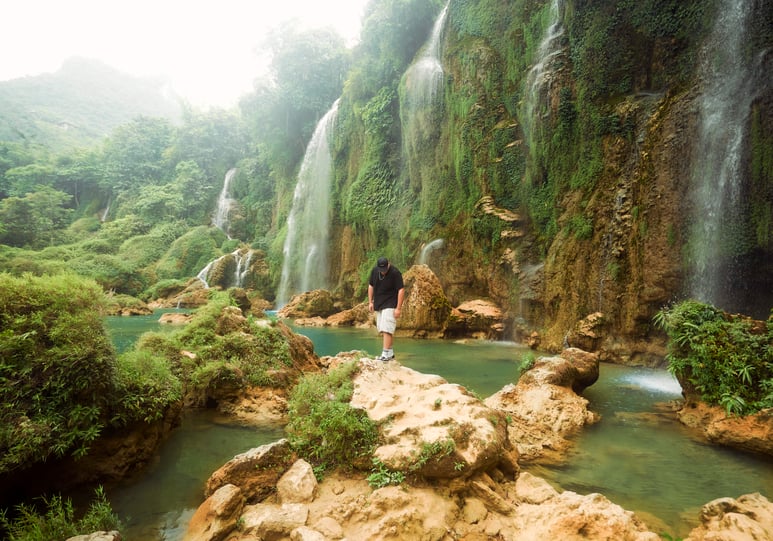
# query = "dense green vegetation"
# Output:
<box><xmin>0</xmin><ymin>272</ymin><xmax>181</xmax><ymax>475</ymax></box>
<box><xmin>285</xmin><ymin>359</ymin><xmax>378</xmax><ymax>471</ymax></box>
<box><xmin>0</xmin><ymin>487</ymin><xmax>120</xmax><ymax>541</ymax></box>
<box><xmin>655</xmin><ymin>301</ymin><xmax>773</xmax><ymax>415</ymax></box>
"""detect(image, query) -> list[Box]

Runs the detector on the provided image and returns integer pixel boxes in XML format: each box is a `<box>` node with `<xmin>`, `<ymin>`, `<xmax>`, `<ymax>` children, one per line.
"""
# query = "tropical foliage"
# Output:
<box><xmin>654</xmin><ymin>300</ymin><xmax>773</xmax><ymax>415</ymax></box>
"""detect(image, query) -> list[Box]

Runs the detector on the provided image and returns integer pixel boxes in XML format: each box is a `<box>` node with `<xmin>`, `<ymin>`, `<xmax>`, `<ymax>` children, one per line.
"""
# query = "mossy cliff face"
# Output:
<box><xmin>320</xmin><ymin>0</ymin><xmax>773</xmax><ymax>362</ymax></box>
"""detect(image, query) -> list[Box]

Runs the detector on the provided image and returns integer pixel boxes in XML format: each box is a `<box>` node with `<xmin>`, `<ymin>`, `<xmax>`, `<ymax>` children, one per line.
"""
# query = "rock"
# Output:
<box><xmin>183</xmin><ymin>484</ymin><xmax>244</xmax><ymax>541</ymax></box>
<box><xmin>677</xmin><ymin>401</ymin><xmax>773</xmax><ymax>457</ymax></box>
<box><xmin>65</xmin><ymin>532</ymin><xmax>121</xmax><ymax>541</ymax></box>
<box><xmin>566</xmin><ymin>312</ymin><xmax>607</xmax><ymax>352</ymax></box>
<box><xmin>326</xmin><ymin>302</ymin><xmax>371</xmax><ymax>327</ymax></box>
<box><xmin>485</xmin><ymin>351</ymin><xmax>601</xmax><ymax>462</ymax></box>
<box><xmin>684</xmin><ymin>493</ymin><xmax>773</xmax><ymax>541</ymax></box>
<box><xmin>277</xmin><ymin>459</ymin><xmax>318</xmax><ymax>504</ymax></box>
<box><xmin>398</xmin><ymin>264</ymin><xmax>452</xmax><ymax>337</ymax></box>
<box><xmin>290</xmin><ymin>526</ymin><xmax>326</xmax><ymax>541</ymax></box>
<box><xmin>514</xmin><ymin>472</ymin><xmax>559</xmax><ymax>504</ymax></box>
<box><xmin>278</xmin><ymin>290</ymin><xmax>336</xmax><ymax>318</ymax></box>
<box><xmin>158</xmin><ymin>312</ymin><xmax>192</xmax><ymax>325</ymax></box>
<box><xmin>445</xmin><ymin>299</ymin><xmax>507</xmax><ymax>340</ymax></box>
<box><xmin>214</xmin><ymin>305</ymin><xmax>250</xmax><ymax>335</ymax></box>
<box><xmin>350</xmin><ymin>360</ymin><xmax>510</xmax><ymax>478</ymax></box>
<box><xmin>241</xmin><ymin>502</ymin><xmax>309</xmax><ymax>539</ymax></box>
<box><xmin>205</xmin><ymin>439</ymin><xmax>295</xmax><ymax>503</ymax></box>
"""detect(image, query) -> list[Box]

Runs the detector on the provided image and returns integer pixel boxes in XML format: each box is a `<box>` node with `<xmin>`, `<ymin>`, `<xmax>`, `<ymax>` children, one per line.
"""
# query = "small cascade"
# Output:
<box><xmin>687</xmin><ymin>0</ymin><xmax>761</xmax><ymax>309</ymax></box>
<box><xmin>196</xmin><ymin>249</ymin><xmax>253</xmax><ymax>289</ymax></box>
<box><xmin>276</xmin><ymin>99</ymin><xmax>340</xmax><ymax>307</ymax></box>
<box><xmin>100</xmin><ymin>198</ymin><xmax>111</xmax><ymax>222</ymax></box>
<box><xmin>418</xmin><ymin>238</ymin><xmax>444</xmax><ymax>266</ymax></box>
<box><xmin>400</xmin><ymin>2</ymin><xmax>450</xmax><ymax>206</ymax></box>
<box><xmin>213</xmin><ymin>168</ymin><xmax>238</xmax><ymax>238</ymax></box>
<box><xmin>402</xmin><ymin>2</ymin><xmax>449</xmax><ymax>109</ymax></box>
<box><xmin>521</xmin><ymin>0</ymin><xmax>565</xmax><ymax>142</ymax></box>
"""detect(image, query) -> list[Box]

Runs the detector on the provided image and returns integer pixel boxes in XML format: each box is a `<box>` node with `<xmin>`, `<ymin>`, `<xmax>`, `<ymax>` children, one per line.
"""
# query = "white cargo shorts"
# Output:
<box><xmin>375</xmin><ymin>308</ymin><xmax>397</xmax><ymax>335</ymax></box>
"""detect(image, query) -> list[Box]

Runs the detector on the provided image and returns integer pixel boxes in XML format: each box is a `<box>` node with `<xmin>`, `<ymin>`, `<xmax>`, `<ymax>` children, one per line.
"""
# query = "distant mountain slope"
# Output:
<box><xmin>0</xmin><ymin>57</ymin><xmax>181</xmax><ymax>151</ymax></box>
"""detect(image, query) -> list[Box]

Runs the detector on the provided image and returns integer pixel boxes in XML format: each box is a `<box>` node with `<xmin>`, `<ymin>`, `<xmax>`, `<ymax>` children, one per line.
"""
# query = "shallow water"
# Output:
<box><xmin>105</xmin><ymin>315</ymin><xmax>772</xmax><ymax>539</ymax></box>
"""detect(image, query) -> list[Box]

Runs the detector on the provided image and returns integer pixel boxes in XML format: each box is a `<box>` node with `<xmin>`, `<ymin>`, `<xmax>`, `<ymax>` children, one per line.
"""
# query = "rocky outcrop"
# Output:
<box><xmin>676</xmin><ymin>401</ymin><xmax>773</xmax><ymax>457</ymax></box>
<box><xmin>445</xmin><ymin>298</ymin><xmax>507</xmax><ymax>339</ymax></box>
<box><xmin>278</xmin><ymin>290</ymin><xmax>337</xmax><ymax>319</ymax></box>
<box><xmin>183</xmin><ymin>484</ymin><xmax>245</xmax><ymax>541</ymax></box>
<box><xmin>397</xmin><ymin>264</ymin><xmax>452</xmax><ymax>338</ymax></box>
<box><xmin>65</xmin><ymin>532</ymin><xmax>122</xmax><ymax>541</ymax></box>
<box><xmin>350</xmin><ymin>359</ymin><xmax>517</xmax><ymax>478</ymax></box>
<box><xmin>485</xmin><ymin>348</ymin><xmax>601</xmax><ymax>462</ymax></box>
<box><xmin>684</xmin><ymin>493</ymin><xmax>773</xmax><ymax>541</ymax></box>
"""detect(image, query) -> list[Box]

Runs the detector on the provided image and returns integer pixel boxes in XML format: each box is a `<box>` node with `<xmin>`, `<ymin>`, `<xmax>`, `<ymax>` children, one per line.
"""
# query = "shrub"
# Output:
<box><xmin>0</xmin><ymin>486</ymin><xmax>121</xmax><ymax>541</ymax></box>
<box><xmin>654</xmin><ymin>300</ymin><xmax>773</xmax><ymax>415</ymax></box>
<box><xmin>285</xmin><ymin>360</ymin><xmax>378</xmax><ymax>469</ymax></box>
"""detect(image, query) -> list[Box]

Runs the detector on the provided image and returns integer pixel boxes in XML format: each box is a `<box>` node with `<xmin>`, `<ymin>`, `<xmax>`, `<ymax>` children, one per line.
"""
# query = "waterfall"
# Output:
<box><xmin>100</xmin><ymin>198</ymin><xmax>111</xmax><ymax>222</ymax></box>
<box><xmin>402</xmin><ymin>2</ymin><xmax>449</xmax><ymax>109</ymax></box>
<box><xmin>400</xmin><ymin>2</ymin><xmax>449</xmax><ymax>210</ymax></box>
<box><xmin>418</xmin><ymin>238</ymin><xmax>444</xmax><ymax>266</ymax></box>
<box><xmin>196</xmin><ymin>249</ymin><xmax>252</xmax><ymax>289</ymax></box>
<box><xmin>276</xmin><ymin>99</ymin><xmax>340</xmax><ymax>307</ymax></box>
<box><xmin>213</xmin><ymin>168</ymin><xmax>237</xmax><ymax>238</ymax></box>
<box><xmin>687</xmin><ymin>0</ymin><xmax>759</xmax><ymax>308</ymax></box>
<box><xmin>521</xmin><ymin>0</ymin><xmax>565</xmax><ymax>142</ymax></box>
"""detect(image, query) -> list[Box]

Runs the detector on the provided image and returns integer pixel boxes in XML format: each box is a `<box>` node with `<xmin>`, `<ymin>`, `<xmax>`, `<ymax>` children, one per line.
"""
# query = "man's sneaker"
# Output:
<box><xmin>376</xmin><ymin>353</ymin><xmax>395</xmax><ymax>362</ymax></box>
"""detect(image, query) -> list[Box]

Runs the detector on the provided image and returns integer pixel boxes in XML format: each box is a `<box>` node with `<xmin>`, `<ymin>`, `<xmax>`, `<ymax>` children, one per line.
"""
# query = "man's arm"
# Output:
<box><xmin>368</xmin><ymin>284</ymin><xmax>375</xmax><ymax>312</ymax></box>
<box><xmin>395</xmin><ymin>287</ymin><xmax>405</xmax><ymax>317</ymax></box>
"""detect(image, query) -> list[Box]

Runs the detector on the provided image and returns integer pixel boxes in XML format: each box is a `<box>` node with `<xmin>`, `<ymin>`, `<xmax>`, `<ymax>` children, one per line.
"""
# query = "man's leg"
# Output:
<box><xmin>383</xmin><ymin>332</ymin><xmax>393</xmax><ymax>350</ymax></box>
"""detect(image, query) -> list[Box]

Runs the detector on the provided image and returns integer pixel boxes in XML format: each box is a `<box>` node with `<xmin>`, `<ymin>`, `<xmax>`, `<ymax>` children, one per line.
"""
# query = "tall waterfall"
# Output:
<box><xmin>400</xmin><ymin>2</ymin><xmax>449</xmax><ymax>206</ymax></box>
<box><xmin>276</xmin><ymin>99</ymin><xmax>340</xmax><ymax>307</ymax></box>
<box><xmin>402</xmin><ymin>2</ymin><xmax>449</xmax><ymax>109</ymax></box>
<box><xmin>213</xmin><ymin>168</ymin><xmax>237</xmax><ymax>238</ymax></box>
<box><xmin>521</xmin><ymin>0</ymin><xmax>565</xmax><ymax>142</ymax></box>
<box><xmin>687</xmin><ymin>0</ymin><xmax>759</xmax><ymax>309</ymax></box>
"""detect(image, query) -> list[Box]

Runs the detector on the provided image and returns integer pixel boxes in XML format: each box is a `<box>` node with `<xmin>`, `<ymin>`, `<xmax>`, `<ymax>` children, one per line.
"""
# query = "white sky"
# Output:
<box><xmin>0</xmin><ymin>0</ymin><xmax>368</xmax><ymax>108</ymax></box>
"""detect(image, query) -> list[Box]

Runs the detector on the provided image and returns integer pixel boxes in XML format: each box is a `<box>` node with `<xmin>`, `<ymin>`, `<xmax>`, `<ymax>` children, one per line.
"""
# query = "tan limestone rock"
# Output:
<box><xmin>205</xmin><ymin>439</ymin><xmax>295</xmax><ymax>503</ymax></box>
<box><xmin>277</xmin><ymin>459</ymin><xmax>318</xmax><ymax>504</ymax></box>
<box><xmin>183</xmin><ymin>484</ymin><xmax>244</xmax><ymax>541</ymax></box>
<box><xmin>684</xmin><ymin>493</ymin><xmax>773</xmax><ymax>541</ymax></box>
<box><xmin>350</xmin><ymin>360</ymin><xmax>509</xmax><ymax>478</ymax></box>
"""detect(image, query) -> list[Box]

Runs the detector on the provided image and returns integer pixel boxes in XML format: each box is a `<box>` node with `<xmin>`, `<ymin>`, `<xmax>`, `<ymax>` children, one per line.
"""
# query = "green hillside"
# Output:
<box><xmin>0</xmin><ymin>57</ymin><xmax>181</xmax><ymax>151</ymax></box>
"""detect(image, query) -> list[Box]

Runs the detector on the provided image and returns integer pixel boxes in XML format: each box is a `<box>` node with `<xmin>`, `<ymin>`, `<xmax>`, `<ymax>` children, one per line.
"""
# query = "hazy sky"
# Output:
<box><xmin>0</xmin><ymin>0</ymin><xmax>368</xmax><ymax>108</ymax></box>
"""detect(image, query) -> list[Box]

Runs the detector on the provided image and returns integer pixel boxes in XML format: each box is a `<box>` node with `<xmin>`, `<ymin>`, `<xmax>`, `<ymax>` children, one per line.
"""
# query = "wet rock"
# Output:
<box><xmin>183</xmin><ymin>484</ymin><xmax>244</xmax><ymax>541</ymax></box>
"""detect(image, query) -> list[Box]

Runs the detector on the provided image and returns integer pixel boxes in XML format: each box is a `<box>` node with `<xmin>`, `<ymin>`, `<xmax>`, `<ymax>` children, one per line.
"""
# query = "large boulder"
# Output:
<box><xmin>278</xmin><ymin>290</ymin><xmax>336</xmax><ymax>319</ymax></box>
<box><xmin>183</xmin><ymin>484</ymin><xmax>244</xmax><ymax>541</ymax></box>
<box><xmin>350</xmin><ymin>359</ymin><xmax>517</xmax><ymax>479</ymax></box>
<box><xmin>684</xmin><ymin>493</ymin><xmax>773</xmax><ymax>541</ymax></box>
<box><xmin>205</xmin><ymin>439</ymin><xmax>296</xmax><ymax>503</ymax></box>
<box><xmin>397</xmin><ymin>264</ymin><xmax>452</xmax><ymax>338</ymax></box>
<box><xmin>676</xmin><ymin>401</ymin><xmax>773</xmax><ymax>457</ymax></box>
<box><xmin>445</xmin><ymin>299</ymin><xmax>507</xmax><ymax>340</ymax></box>
<box><xmin>485</xmin><ymin>349</ymin><xmax>601</xmax><ymax>462</ymax></box>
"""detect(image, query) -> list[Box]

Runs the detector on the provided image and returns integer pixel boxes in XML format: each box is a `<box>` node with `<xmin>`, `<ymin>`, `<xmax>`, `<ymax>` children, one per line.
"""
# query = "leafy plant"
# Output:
<box><xmin>0</xmin><ymin>486</ymin><xmax>121</xmax><ymax>541</ymax></box>
<box><xmin>654</xmin><ymin>300</ymin><xmax>773</xmax><ymax>415</ymax></box>
<box><xmin>367</xmin><ymin>458</ymin><xmax>405</xmax><ymax>488</ymax></box>
<box><xmin>285</xmin><ymin>360</ymin><xmax>378</xmax><ymax>469</ymax></box>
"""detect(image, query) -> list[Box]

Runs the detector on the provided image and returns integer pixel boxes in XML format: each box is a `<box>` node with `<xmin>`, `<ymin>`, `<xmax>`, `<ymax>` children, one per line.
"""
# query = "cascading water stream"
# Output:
<box><xmin>276</xmin><ymin>99</ymin><xmax>340</xmax><ymax>307</ymax></box>
<box><xmin>400</xmin><ymin>2</ymin><xmax>449</xmax><ymax>201</ymax></box>
<box><xmin>521</xmin><ymin>0</ymin><xmax>565</xmax><ymax>143</ymax></box>
<box><xmin>687</xmin><ymin>0</ymin><xmax>759</xmax><ymax>308</ymax></box>
<box><xmin>213</xmin><ymin>168</ymin><xmax>237</xmax><ymax>238</ymax></box>
<box><xmin>418</xmin><ymin>238</ymin><xmax>444</xmax><ymax>266</ymax></box>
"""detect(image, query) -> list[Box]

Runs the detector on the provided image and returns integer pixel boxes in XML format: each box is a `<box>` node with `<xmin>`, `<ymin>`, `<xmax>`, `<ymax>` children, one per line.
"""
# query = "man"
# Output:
<box><xmin>368</xmin><ymin>257</ymin><xmax>404</xmax><ymax>361</ymax></box>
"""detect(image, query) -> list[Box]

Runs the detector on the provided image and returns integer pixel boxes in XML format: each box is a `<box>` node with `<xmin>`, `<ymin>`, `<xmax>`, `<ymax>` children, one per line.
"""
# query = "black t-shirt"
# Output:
<box><xmin>369</xmin><ymin>265</ymin><xmax>404</xmax><ymax>311</ymax></box>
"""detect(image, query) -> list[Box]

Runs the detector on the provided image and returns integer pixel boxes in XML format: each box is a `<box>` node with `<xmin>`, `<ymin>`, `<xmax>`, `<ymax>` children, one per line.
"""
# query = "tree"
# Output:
<box><xmin>0</xmin><ymin>186</ymin><xmax>72</xmax><ymax>248</ymax></box>
<box><xmin>101</xmin><ymin>116</ymin><xmax>174</xmax><ymax>191</ymax></box>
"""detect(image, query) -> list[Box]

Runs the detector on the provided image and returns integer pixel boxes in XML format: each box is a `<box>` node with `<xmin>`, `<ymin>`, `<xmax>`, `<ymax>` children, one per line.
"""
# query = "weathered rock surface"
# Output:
<box><xmin>397</xmin><ymin>264</ymin><xmax>452</xmax><ymax>337</ymax></box>
<box><xmin>684</xmin><ymin>493</ymin><xmax>773</xmax><ymax>541</ymax></box>
<box><xmin>676</xmin><ymin>401</ymin><xmax>773</xmax><ymax>457</ymax></box>
<box><xmin>485</xmin><ymin>349</ymin><xmax>601</xmax><ymax>462</ymax></box>
<box><xmin>350</xmin><ymin>359</ymin><xmax>516</xmax><ymax>478</ymax></box>
<box><xmin>183</xmin><ymin>484</ymin><xmax>244</xmax><ymax>541</ymax></box>
<box><xmin>65</xmin><ymin>532</ymin><xmax>122</xmax><ymax>541</ymax></box>
<box><xmin>445</xmin><ymin>298</ymin><xmax>507</xmax><ymax>339</ymax></box>
<box><xmin>278</xmin><ymin>290</ymin><xmax>337</xmax><ymax>319</ymax></box>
